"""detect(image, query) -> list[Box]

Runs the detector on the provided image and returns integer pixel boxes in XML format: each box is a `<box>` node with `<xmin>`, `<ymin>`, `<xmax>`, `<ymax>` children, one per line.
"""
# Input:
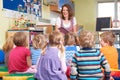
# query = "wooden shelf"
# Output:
<box><xmin>50</xmin><ymin>5</ymin><xmax>61</xmax><ymax>14</ymax></box>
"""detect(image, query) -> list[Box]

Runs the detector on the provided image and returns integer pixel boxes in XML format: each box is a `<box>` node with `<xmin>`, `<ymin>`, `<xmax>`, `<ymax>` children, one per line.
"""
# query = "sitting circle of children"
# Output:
<box><xmin>1</xmin><ymin>29</ymin><xmax>120</xmax><ymax>80</ymax></box>
<box><xmin>0</xmin><ymin>3</ymin><xmax>119</xmax><ymax>79</ymax></box>
<box><xmin>1</xmin><ymin>2</ymin><xmax>120</xmax><ymax>80</ymax></box>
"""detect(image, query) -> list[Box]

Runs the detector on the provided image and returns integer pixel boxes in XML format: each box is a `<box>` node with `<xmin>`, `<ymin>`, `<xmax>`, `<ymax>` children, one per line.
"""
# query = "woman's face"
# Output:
<box><xmin>62</xmin><ymin>6</ymin><xmax>69</xmax><ymax>18</ymax></box>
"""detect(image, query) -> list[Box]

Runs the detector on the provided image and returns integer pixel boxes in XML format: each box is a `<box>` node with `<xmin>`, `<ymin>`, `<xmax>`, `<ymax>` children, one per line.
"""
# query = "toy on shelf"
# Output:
<box><xmin>11</xmin><ymin>15</ymin><xmax>35</xmax><ymax>30</ymax></box>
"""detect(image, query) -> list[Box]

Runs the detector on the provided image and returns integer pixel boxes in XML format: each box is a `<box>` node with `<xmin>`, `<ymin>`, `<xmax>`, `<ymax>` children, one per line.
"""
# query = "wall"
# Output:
<box><xmin>0</xmin><ymin>0</ymin><xmax>50</xmax><ymax>48</ymax></box>
<box><xmin>74</xmin><ymin>0</ymin><xmax>97</xmax><ymax>31</ymax></box>
<box><xmin>0</xmin><ymin>0</ymin><xmax>98</xmax><ymax>48</ymax></box>
<box><xmin>0</xmin><ymin>0</ymin><xmax>10</xmax><ymax>48</ymax></box>
<box><xmin>42</xmin><ymin>5</ymin><xmax>50</xmax><ymax>19</ymax></box>
<box><xmin>50</xmin><ymin>11</ymin><xmax>60</xmax><ymax>25</ymax></box>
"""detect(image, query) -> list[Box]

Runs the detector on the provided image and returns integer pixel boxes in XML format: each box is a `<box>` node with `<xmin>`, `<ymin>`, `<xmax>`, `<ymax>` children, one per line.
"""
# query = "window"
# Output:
<box><xmin>98</xmin><ymin>2</ymin><xmax>114</xmax><ymax>19</ymax></box>
<box><xmin>97</xmin><ymin>0</ymin><xmax>120</xmax><ymax>28</ymax></box>
<box><xmin>118</xmin><ymin>1</ymin><xmax>120</xmax><ymax>21</ymax></box>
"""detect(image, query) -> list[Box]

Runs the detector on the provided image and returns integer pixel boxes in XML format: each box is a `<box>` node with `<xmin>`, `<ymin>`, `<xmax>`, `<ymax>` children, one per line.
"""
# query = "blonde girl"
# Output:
<box><xmin>3</xmin><ymin>36</ymin><xmax>14</xmax><ymax>67</ymax></box>
<box><xmin>30</xmin><ymin>33</ymin><xmax>46</xmax><ymax>65</ymax></box>
<box><xmin>35</xmin><ymin>31</ymin><xmax>67</xmax><ymax>80</ymax></box>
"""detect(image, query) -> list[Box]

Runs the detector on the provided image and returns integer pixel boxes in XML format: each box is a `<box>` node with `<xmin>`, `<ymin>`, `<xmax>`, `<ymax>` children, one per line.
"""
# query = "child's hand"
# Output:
<box><xmin>110</xmin><ymin>76</ymin><xmax>114</xmax><ymax>80</ymax></box>
<box><xmin>30</xmin><ymin>65</ymin><xmax>36</xmax><ymax>69</ymax></box>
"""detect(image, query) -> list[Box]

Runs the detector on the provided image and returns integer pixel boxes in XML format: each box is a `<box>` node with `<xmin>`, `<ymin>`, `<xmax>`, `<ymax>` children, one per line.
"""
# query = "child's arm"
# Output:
<box><xmin>100</xmin><ymin>52</ymin><xmax>111</xmax><ymax>80</ymax></box>
<box><xmin>70</xmin><ymin>53</ymin><xmax>78</xmax><ymax>79</ymax></box>
<box><xmin>26</xmin><ymin>56</ymin><xmax>32</xmax><ymax>67</ymax></box>
<box><xmin>60</xmin><ymin>52</ymin><xmax>67</xmax><ymax>73</ymax></box>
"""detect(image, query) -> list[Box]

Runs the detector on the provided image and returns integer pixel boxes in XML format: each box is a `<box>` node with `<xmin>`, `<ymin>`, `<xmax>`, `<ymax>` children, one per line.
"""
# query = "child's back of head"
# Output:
<box><xmin>13</xmin><ymin>32</ymin><xmax>28</xmax><ymax>47</ymax></box>
<box><xmin>42</xmin><ymin>31</ymin><xmax>65</xmax><ymax>55</ymax></box>
<box><xmin>49</xmin><ymin>31</ymin><xmax>64</xmax><ymax>46</ymax></box>
<box><xmin>65</xmin><ymin>32</ymin><xmax>77</xmax><ymax>46</ymax></box>
<box><xmin>32</xmin><ymin>33</ymin><xmax>46</xmax><ymax>49</ymax></box>
<box><xmin>79</xmin><ymin>30</ymin><xmax>95</xmax><ymax>48</ymax></box>
<box><xmin>3</xmin><ymin>36</ymin><xmax>14</xmax><ymax>53</ymax></box>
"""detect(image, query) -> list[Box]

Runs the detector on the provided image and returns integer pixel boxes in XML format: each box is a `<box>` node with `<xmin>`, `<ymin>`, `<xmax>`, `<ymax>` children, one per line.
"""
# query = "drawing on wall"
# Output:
<box><xmin>3</xmin><ymin>0</ymin><xmax>42</xmax><ymax>18</ymax></box>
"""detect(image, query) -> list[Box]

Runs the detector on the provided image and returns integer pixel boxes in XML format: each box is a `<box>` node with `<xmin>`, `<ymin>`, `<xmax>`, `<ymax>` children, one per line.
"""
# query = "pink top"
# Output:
<box><xmin>8</xmin><ymin>46</ymin><xmax>31</xmax><ymax>73</ymax></box>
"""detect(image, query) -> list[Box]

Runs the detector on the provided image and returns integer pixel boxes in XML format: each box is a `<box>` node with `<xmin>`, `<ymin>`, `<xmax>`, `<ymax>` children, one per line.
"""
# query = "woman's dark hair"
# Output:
<box><xmin>61</xmin><ymin>4</ymin><xmax>74</xmax><ymax>20</ymax></box>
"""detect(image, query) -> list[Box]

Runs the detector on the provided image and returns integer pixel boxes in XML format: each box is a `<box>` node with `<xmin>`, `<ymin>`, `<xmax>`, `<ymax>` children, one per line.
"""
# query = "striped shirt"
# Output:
<box><xmin>70</xmin><ymin>48</ymin><xmax>111</xmax><ymax>80</ymax></box>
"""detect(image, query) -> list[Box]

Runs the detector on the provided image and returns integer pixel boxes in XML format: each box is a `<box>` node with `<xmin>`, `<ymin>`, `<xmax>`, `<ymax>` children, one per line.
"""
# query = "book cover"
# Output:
<box><xmin>58</xmin><ymin>27</ymin><xmax>69</xmax><ymax>34</ymax></box>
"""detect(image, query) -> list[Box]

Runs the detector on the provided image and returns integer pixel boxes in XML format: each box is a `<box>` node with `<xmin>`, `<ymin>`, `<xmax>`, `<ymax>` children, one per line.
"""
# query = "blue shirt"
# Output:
<box><xmin>30</xmin><ymin>47</ymin><xmax>41</xmax><ymax>65</ymax></box>
<box><xmin>0</xmin><ymin>49</ymin><xmax>5</xmax><ymax>63</ymax></box>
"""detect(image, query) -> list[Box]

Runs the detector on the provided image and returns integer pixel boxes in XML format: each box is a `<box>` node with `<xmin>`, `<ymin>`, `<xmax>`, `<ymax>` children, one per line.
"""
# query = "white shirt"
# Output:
<box><xmin>55</xmin><ymin>17</ymin><xmax>77</xmax><ymax>28</ymax></box>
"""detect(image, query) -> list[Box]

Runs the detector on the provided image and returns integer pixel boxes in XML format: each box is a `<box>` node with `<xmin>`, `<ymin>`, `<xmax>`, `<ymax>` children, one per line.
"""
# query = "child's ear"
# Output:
<box><xmin>106</xmin><ymin>40</ymin><xmax>110</xmax><ymax>46</ymax></box>
<box><xmin>60</xmin><ymin>40</ymin><xmax>62</xmax><ymax>44</ymax></box>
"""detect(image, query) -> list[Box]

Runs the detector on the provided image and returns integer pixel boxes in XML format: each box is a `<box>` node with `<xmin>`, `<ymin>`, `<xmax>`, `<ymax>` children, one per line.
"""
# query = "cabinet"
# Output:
<box><xmin>7</xmin><ymin>30</ymin><xmax>43</xmax><ymax>48</ymax></box>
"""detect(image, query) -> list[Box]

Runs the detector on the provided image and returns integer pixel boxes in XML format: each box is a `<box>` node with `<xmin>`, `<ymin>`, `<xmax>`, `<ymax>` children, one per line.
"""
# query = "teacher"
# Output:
<box><xmin>55</xmin><ymin>4</ymin><xmax>77</xmax><ymax>34</ymax></box>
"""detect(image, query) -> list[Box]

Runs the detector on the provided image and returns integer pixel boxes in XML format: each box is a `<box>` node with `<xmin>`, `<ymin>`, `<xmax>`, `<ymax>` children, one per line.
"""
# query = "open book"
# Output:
<box><xmin>58</xmin><ymin>27</ymin><xmax>69</xmax><ymax>34</ymax></box>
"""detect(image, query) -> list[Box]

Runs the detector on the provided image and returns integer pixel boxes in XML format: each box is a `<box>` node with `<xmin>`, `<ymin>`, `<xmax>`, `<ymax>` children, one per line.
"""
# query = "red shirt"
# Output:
<box><xmin>8</xmin><ymin>46</ymin><xmax>31</xmax><ymax>73</ymax></box>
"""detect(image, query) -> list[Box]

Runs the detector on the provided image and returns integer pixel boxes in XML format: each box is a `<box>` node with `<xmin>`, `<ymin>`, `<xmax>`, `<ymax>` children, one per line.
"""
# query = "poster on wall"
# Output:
<box><xmin>3</xmin><ymin>0</ymin><xmax>42</xmax><ymax>20</ymax></box>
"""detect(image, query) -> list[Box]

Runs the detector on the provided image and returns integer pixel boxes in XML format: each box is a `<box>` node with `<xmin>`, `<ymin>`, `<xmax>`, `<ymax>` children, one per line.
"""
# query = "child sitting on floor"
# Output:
<box><xmin>35</xmin><ymin>31</ymin><xmax>67</xmax><ymax>80</ymax></box>
<box><xmin>30</xmin><ymin>33</ymin><xmax>46</xmax><ymax>65</ymax></box>
<box><xmin>2</xmin><ymin>36</ymin><xmax>14</xmax><ymax>67</ymax></box>
<box><xmin>64</xmin><ymin>32</ymin><xmax>78</xmax><ymax>77</ymax></box>
<box><xmin>100</xmin><ymin>31</ymin><xmax>119</xmax><ymax>79</ymax></box>
<box><xmin>100</xmin><ymin>31</ymin><xmax>119</xmax><ymax>69</ymax></box>
<box><xmin>8</xmin><ymin>32</ymin><xmax>36</xmax><ymax>74</ymax></box>
<box><xmin>70</xmin><ymin>30</ymin><xmax>111</xmax><ymax>80</ymax></box>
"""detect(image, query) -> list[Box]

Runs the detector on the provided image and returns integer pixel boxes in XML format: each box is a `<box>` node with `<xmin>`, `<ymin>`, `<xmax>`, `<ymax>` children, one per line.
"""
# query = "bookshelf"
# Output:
<box><xmin>7</xmin><ymin>30</ymin><xmax>43</xmax><ymax>48</ymax></box>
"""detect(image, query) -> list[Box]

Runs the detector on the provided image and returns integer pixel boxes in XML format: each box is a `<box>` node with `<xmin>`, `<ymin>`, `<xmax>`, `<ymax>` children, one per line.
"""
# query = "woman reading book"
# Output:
<box><xmin>55</xmin><ymin>4</ymin><xmax>77</xmax><ymax>34</ymax></box>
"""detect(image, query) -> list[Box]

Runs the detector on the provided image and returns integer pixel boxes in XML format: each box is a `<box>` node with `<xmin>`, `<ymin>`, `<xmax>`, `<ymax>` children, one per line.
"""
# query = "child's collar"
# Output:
<box><xmin>81</xmin><ymin>47</ymin><xmax>93</xmax><ymax>50</ymax></box>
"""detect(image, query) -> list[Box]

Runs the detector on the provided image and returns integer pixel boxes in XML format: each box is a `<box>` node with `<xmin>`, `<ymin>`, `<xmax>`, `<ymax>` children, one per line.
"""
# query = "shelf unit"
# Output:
<box><xmin>50</xmin><ymin>5</ymin><xmax>61</xmax><ymax>14</ymax></box>
<box><xmin>7</xmin><ymin>30</ymin><xmax>43</xmax><ymax>48</ymax></box>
